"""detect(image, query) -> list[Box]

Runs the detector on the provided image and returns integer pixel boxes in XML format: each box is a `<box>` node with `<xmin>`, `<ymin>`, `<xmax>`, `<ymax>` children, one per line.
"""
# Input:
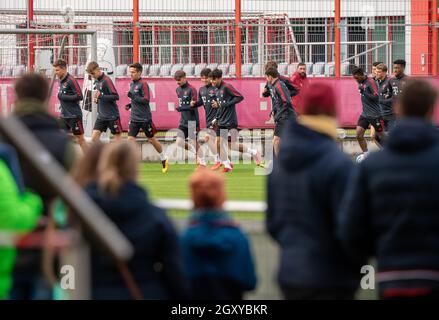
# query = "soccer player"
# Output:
<box><xmin>375</xmin><ymin>63</ymin><xmax>395</xmax><ymax>131</ymax></box>
<box><xmin>209</xmin><ymin>69</ymin><xmax>261</xmax><ymax>172</ymax></box>
<box><xmin>385</xmin><ymin>59</ymin><xmax>409</xmax><ymax>104</ymax></box>
<box><xmin>126</xmin><ymin>63</ymin><xmax>169</xmax><ymax>173</ymax></box>
<box><xmin>262</xmin><ymin>61</ymin><xmax>298</xmax><ymax>98</ymax></box>
<box><xmin>53</xmin><ymin>59</ymin><xmax>87</xmax><ymax>152</ymax></box>
<box><xmin>352</xmin><ymin>66</ymin><xmax>385</xmax><ymax>162</ymax></box>
<box><xmin>86</xmin><ymin>61</ymin><xmax>122</xmax><ymax>142</ymax></box>
<box><xmin>173</xmin><ymin>70</ymin><xmax>201</xmax><ymax>166</ymax></box>
<box><xmin>190</xmin><ymin>68</ymin><xmax>221</xmax><ymax>168</ymax></box>
<box><xmin>265</xmin><ymin>67</ymin><xmax>296</xmax><ymax>156</ymax></box>
<box><xmin>290</xmin><ymin>62</ymin><xmax>309</xmax><ymax>113</ymax></box>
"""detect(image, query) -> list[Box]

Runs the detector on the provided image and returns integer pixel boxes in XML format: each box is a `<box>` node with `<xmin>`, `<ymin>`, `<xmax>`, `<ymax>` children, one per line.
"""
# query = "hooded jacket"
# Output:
<box><xmin>85</xmin><ymin>181</ymin><xmax>188</xmax><ymax>299</ymax></box>
<box><xmin>338</xmin><ymin>118</ymin><xmax>439</xmax><ymax>297</ymax></box>
<box><xmin>266</xmin><ymin>116</ymin><xmax>360</xmax><ymax>290</ymax></box>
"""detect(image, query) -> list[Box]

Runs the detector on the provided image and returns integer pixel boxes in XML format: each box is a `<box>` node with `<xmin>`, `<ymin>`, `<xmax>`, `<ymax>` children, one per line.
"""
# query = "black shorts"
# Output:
<box><xmin>177</xmin><ymin>125</ymin><xmax>200</xmax><ymax>140</ymax></box>
<box><xmin>274</xmin><ymin>117</ymin><xmax>289</xmax><ymax>137</ymax></box>
<box><xmin>93</xmin><ymin>118</ymin><xmax>123</xmax><ymax>135</ymax></box>
<box><xmin>60</xmin><ymin>117</ymin><xmax>84</xmax><ymax>136</ymax></box>
<box><xmin>128</xmin><ymin>120</ymin><xmax>157</xmax><ymax>138</ymax></box>
<box><xmin>215</xmin><ymin>124</ymin><xmax>239</xmax><ymax>141</ymax></box>
<box><xmin>357</xmin><ymin>115</ymin><xmax>385</xmax><ymax>133</ymax></box>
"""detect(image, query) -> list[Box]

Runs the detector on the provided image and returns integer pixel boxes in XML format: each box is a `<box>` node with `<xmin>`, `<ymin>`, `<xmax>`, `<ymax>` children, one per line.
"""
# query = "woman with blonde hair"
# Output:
<box><xmin>84</xmin><ymin>141</ymin><xmax>188</xmax><ymax>299</ymax></box>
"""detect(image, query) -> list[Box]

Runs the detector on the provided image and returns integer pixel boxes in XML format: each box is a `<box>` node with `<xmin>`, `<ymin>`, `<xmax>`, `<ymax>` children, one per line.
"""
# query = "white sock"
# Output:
<box><xmin>159</xmin><ymin>152</ymin><xmax>167</xmax><ymax>161</ymax></box>
<box><xmin>188</xmin><ymin>144</ymin><xmax>196</xmax><ymax>154</ymax></box>
<box><xmin>223</xmin><ymin>160</ymin><xmax>232</xmax><ymax>169</ymax></box>
<box><xmin>199</xmin><ymin>157</ymin><xmax>206</xmax><ymax>166</ymax></box>
<box><xmin>247</xmin><ymin>147</ymin><xmax>257</xmax><ymax>156</ymax></box>
<box><xmin>215</xmin><ymin>154</ymin><xmax>221</xmax><ymax>163</ymax></box>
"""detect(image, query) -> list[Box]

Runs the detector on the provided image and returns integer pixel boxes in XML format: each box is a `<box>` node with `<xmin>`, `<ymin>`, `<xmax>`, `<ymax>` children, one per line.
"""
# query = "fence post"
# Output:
<box><xmin>235</xmin><ymin>0</ymin><xmax>242</xmax><ymax>78</ymax></box>
<box><xmin>133</xmin><ymin>0</ymin><xmax>140</xmax><ymax>63</ymax></box>
<box><xmin>335</xmin><ymin>0</ymin><xmax>341</xmax><ymax>78</ymax></box>
<box><xmin>27</xmin><ymin>0</ymin><xmax>34</xmax><ymax>71</ymax></box>
<box><xmin>433</xmin><ymin>0</ymin><xmax>438</xmax><ymax>76</ymax></box>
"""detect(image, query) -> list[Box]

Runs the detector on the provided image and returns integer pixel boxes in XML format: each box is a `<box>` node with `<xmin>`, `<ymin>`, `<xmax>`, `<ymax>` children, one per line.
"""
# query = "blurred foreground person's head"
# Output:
<box><xmin>14</xmin><ymin>72</ymin><xmax>49</xmax><ymax>103</ymax></box>
<box><xmin>301</xmin><ymin>82</ymin><xmax>337</xmax><ymax>118</ymax></box>
<box><xmin>72</xmin><ymin>142</ymin><xmax>106</xmax><ymax>187</ymax></box>
<box><xmin>98</xmin><ymin>141</ymin><xmax>140</xmax><ymax>196</ymax></box>
<box><xmin>189</xmin><ymin>169</ymin><xmax>226</xmax><ymax>209</ymax></box>
<box><xmin>396</xmin><ymin>79</ymin><xmax>437</xmax><ymax>120</ymax></box>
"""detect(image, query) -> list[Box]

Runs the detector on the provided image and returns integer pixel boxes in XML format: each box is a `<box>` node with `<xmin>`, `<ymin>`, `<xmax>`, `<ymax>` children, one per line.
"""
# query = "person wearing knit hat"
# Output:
<box><xmin>181</xmin><ymin>169</ymin><xmax>257</xmax><ymax>299</ymax></box>
<box><xmin>266</xmin><ymin>82</ymin><xmax>360</xmax><ymax>300</ymax></box>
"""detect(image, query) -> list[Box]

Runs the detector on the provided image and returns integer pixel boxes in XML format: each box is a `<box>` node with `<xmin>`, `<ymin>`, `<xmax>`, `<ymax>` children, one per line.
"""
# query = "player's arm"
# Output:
<box><xmin>381</xmin><ymin>80</ymin><xmax>393</xmax><ymax>104</ymax></box>
<box><xmin>262</xmin><ymin>83</ymin><xmax>271</xmax><ymax>97</ymax></box>
<box><xmin>363</xmin><ymin>81</ymin><xmax>379</xmax><ymax>102</ymax></box>
<box><xmin>192</xmin><ymin>90</ymin><xmax>204</xmax><ymax>108</ymax></box>
<box><xmin>59</xmin><ymin>78</ymin><xmax>83</xmax><ymax>102</ymax></box>
<box><xmin>222</xmin><ymin>84</ymin><xmax>244</xmax><ymax>107</ymax></box>
<box><xmin>99</xmin><ymin>78</ymin><xmax>119</xmax><ymax>102</ymax></box>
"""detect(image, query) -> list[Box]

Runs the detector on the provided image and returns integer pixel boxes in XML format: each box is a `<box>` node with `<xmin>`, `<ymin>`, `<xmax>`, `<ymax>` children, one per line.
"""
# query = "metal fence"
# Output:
<box><xmin>0</xmin><ymin>0</ymin><xmax>437</xmax><ymax>78</ymax></box>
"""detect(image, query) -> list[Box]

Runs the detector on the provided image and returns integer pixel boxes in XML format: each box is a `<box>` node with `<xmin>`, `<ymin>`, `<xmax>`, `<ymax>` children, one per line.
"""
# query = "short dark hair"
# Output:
<box><xmin>265</xmin><ymin>67</ymin><xmax>279</xmax><ymax>78</ymax></box>
<box><xmin>129</xmin><ymin>62</ymin><xmax>143</xmax><ymax>73</ymax></box>
<box><xmin>86</xmin><ymin>61</ymin><xmax>99</xmax><ymax>73</ymax></box>
<box><xmin>200</xmin><ymin>68</ymin><xmax>212</xmax><ymax>77</ymax></box>
<box><xmin>265</xmin><ymin>61</ymin><xmax>278</xmax><ymax>71</ymax></box>
<box><xmin>174</xmin><ymin>70</ymin><xmax>186</xmax><ymax>80</ymax></box>
<box><xmin>298</xmin><ymin>62</ymin><xmax>306</xmax><ymax>68</ymax></box>
<box><xmin>352</xmin><ymin>66</ymin><xmax>364</xmax><ymax>76</ymax></box>
<box><xmin>399</xmin><ymin>79</ymin><xmax>437</xmax><ymax>118</ymax></box>
<box><xmin>376</xmin><ymin>63</ymin><xmax>388</xmax><ymax>72</ymax></box>
<box><xmin>372</xmin><ymin>61</ymin><xmax>383</xmax><ymax>67</ymax></box>
<box><xmin>393</xmin><ymin>59</ymin><xmax>406</xmax><ymax>68</ymax></box>
<box><xmin>209</xmin><ymin>69</ymin><xmax>223</xmax><ymax>79</ymax></box>
<box><xmin>53</xmin><ymin>59</ymin><xmax>67</xmax><ymax>69</ymax></box>
<box><xmin>15</xmin><ymin>72</ymin><xmax>49</xmax><ymax>102</ymax></box>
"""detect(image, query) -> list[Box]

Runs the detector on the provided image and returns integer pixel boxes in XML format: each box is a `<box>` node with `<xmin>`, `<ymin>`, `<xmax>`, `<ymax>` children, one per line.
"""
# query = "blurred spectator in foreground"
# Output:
<box><xmin>338</xmin><ymin>79</ymin><xmax>439</xmax><ymax>300</ymax></box>
<box><xmin>266</xmin><ymin>82</ymin><xmax>360</xmax><ymax>300</ymax></box>
<box><xmin>0</xmin><ymin>143</ymin><xmax>42</xmax><ymax>299</ymax></box>
<box><xmin>11</xmin><ymin>73</ymin><xmax>77</xmax><ymax>300</ymax></box>
<box><xmin>181</xmin><ymin>169</ymin><xmax>257</xmax><ymax>300</ymax></box>
<box><xmin>84</xmin><ymin>141</ymin><xmax>188</xmax><ymax>299</ymax></box>
<box><xmin>72</xmin><ymin>142</ymin><xmax>105</xmax><ymax>188</ymax></box>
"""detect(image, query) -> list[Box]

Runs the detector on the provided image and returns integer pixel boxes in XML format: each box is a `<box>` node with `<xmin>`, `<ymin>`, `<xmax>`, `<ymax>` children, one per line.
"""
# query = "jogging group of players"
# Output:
<box><xmin>52</xmin><ymin>57</ymin><xmax>407</xmax><ymax>172</ymax></box>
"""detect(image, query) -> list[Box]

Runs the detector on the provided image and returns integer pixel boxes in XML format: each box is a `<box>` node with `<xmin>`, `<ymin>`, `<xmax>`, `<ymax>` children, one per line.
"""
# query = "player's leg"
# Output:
<box><xmin>110</xmin><ymin>118</ymin><xmax>123</xmax><ymax>142</ymax></box>
<box><xmin>371</xmin><ymin>118</ymin><xmax>385</xmax><ymax>149</ymax></box>
<box><xmin>273</xmin><ymin>135</ymin><xmax>281</xmax><ymax>157</ymax></box>
<box><xmin>91</xmin><ymin>130</ymin><xmax>102</xmax><ymax>142</ymax></box>
<box><xmin>356</xmin><ymin>116</ymin><xmax>369</xmax><ymax>153</ymax></box>
<box><xmin>211</xmin><ymin>127</ymin><xmax>222</xmax><ymax>170</ymax></box>
<box><xmin>92</xmin><ymin>118</ymin><xmax>106</xmax><ymax>142</ymax></box>
<box><xmin>127</xmin><ymin>121</ymin><xmax>139</xmax><ymax>143</ymax></box>
<box><xmin>143</xmin><ymin>121</ymin><xmax>169</xmax><ymax>173</ymax></box>
<box><xmin>217</xmin><ymin>127</ymin><xmax>232</xmax><ymax>172</ymax></box>
<box><xmin>72</xmin><ymin>117</ymin><xmax>88</xmax><ymax>153</ymax></box>
<box><xmin>229</xmin><ymin>127</ymin><xmax>261</xmax><ymax>166</ymax></box>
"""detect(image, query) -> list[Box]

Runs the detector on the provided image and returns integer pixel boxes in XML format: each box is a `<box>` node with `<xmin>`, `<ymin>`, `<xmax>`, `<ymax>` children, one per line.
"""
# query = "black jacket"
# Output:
<box><xmin>194</xmin><ymin>84</ymin><xmax>218</xmax><ymax>125</ymax></box>
<box><xmin>266</xmin><ymin>119</ymin><xmax>360</xmax><ymax>290</ymax></box>
<box><xmin>128</xmin><ymin>77</ymin><xmax>152</xmax><ymax>122</ymax></box>
<box><xmin>58</xmin><ymin>73</ymin><xmax>83</xmax><ymax>119</ymax></box>
<box><xmin>266</xmin><ymin>79</ymin><xmax>296</xmax><ymax>122</ymax></box>
<box><xmin>85</xmin><ymin>181</ymin><xmax>189</xmax><ymax>299</ymax></box>
<box><xmin>358</xmin><ymin>76</ymin><xmax>381</xmax><ymax>119</ymax></box>
<box><xmin>338</xmin><ymin>119</ymin><xmax>439</xmax><ymax>286</ymax></box>
<box><xmin>94</xmin><ymin>73</ymin><xmax>120</xmax><ymax>121</ymax></box>
<box><xmin>214</xmin><ymin>81</ymin><xmax>244</xmax><ymax>127</ymax></box>
<box><xmin>176</xmin><ymin>82</ymin><xmax>199</xmax><ymax>128</ymax></box>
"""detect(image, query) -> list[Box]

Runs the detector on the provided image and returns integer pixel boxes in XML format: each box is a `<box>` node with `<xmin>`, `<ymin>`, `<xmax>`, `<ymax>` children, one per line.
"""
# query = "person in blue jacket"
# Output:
<box><xmin>181</xmin><ymin>169</ymin><xmax>257</xmax><ymax>300</ymax></box>
<box><xmin>84</xmin><ymin>141</ymin><xmax>188</xmax><ymax>299</ymax></box>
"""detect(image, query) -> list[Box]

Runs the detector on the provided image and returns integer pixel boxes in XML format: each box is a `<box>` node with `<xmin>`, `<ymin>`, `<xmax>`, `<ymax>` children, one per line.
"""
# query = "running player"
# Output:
<box><xmin>190</xmin><ymin>68</ymin><xmax>221</xmax><ymax>168</ymax></box>
<box><xmin>53</xmin><ymin>59</ymin><xmax>88</xmax><ymax>152</ymax></box>
<box><xmin>352</xmin><ymin>66</ymin><xmax>385</xmax><ymax>162</ymax></box>
<box><xmin>126</xmin><ymin>63</ymin><xmax>169</xmax><ymax>173</ymax></box>
<box><xmin>375</xmin><ymin>63</ymin><xmax>395</xmax><ymax>131</ymax></box>
<box><xmin>265</xmin><ymin>67</ymin><xmax>296</xmax><ymax>156</ymax></box>
<box><xmin>86</xmin><ymin>61</ymin><xmax>122</xmax><ymax>142</ymax></box>
<box><xmin>209</xmin><ymin>69</ymin><xmax>261</xmax><ymax>172</ymax></box>
<box><xmin>173</xmin><ymin>70</ymin><xmax>202</xmax><ymax>166</ymax></box>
